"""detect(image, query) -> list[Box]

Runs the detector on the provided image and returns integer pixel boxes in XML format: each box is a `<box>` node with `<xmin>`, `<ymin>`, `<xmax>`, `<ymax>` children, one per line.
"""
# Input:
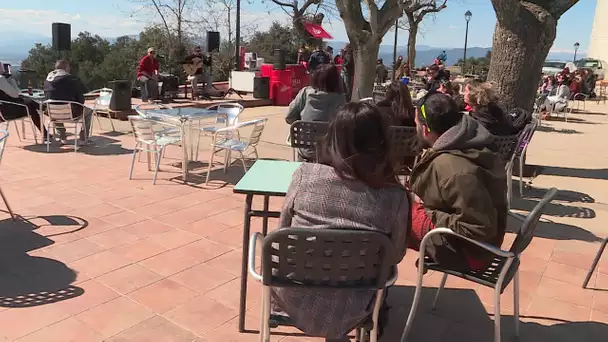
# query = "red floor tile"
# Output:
<box><xmin>76</xmin><ymin>297</ymin><xmax>154</xmax><ymax>338</ymax></box>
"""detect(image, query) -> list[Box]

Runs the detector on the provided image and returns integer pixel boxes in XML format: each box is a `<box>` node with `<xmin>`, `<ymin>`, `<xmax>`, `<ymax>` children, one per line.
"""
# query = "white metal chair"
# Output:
<box><xmin>200</xmin><ymin>102</ymin><xmax>245</xmax><ymax>135</ymax></box>
<box><xmin>205</xmin><ymin>118</ymin><xmax>266</xmax><ymax>185</ymax></box>
<box><xmin>571</xmin><ymin>93</ymin><xmax>589</xmax><ymax>112</ymax></box>
<box><xmin>43</xmin><ymin>100</ymin><xmax>91</xmax><ymax>152</ymax></box>
<box><xmin>400</xmin><ymin>188</ymin><xmax>558</xmax><ymax>342</ymax></box>
<box><xmin>127</xmin><ymin>115</ymin><xmax>182</xmax><ymax>185</ymax></box>
<box><xmin>549</xmin><ymin>97</ymin><xmax>572</xmax><ymax>122</ymax></box>
<box><xmin>0</xmin><ymin>100</ymin><xmax>39</xmax><ymax>144</ymax></box>
<box><xmin>91</xmin><ymin>89</ymin><xmax>116</xmax><ymax>133</ymax></box>
<box><xmin>0</xmin><ymin>130</ymin><xmax>16</xmax><ymax>220</ymax></box>
<box><xmin>19</xmin><ymin>89</ymin><xmax>44</xmax><ymax>97</ymax></box>
<box><xmin>84</xmin><ymin>88</ymin><xmax>113</xmax><ymax>97</ymax></box>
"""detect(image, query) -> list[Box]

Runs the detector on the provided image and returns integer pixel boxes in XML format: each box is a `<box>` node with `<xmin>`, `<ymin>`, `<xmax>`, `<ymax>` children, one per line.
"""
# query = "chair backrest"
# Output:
<box><xmin>0</xmin><ymin>130</ymin><xmax>8</xmax><ymax>164</ymax></box>
<box><xmin>261</xmin><ymin>227</ymin><xmax>397</xmax><ymax>289</ymax></box>
<box><xmin>388</xmin><ymin>126</ymin><xmax>419</xmax><ymax>158</ymax></box>
<box><xmin>95</xmin><ymin>89</ymin><xmax>113</xmax><ymax>107</ymax></box>
<box><xmin>44</xmin><ymin>100</ymin><xmax>82</xmax><ymax>121</ymax></box>
<box><xmin>512</xmin><ymin>121</ymin><xmax>537</xmax><ymax>159</ymax></box>
<box><xmin>509</xmin><ymin>187</ymin><xmax>558</xmax><ymax>256</ymax></box>
<box><xmin>492</xmin><ymin>134</ymin><xmax>519</xmax><ymax>163</ymax></box>
<box><xmin>207</xmin><ymin>103</ymin><xmax>244</xmax><ymax>125</ymax></box>
<box><xmin>128</xmin><ymin>115</ymin><xmax>156</xmax><ymax>143</ymax></box>
<box><xmin>242</xmin><ymin>118</ymin><xmax>267</xmax><ymax>146</ymax></box>
<box><xmin>289</xmin><ymin>120</ymin><xmax>330</xmax><ymax>150</ymax></box>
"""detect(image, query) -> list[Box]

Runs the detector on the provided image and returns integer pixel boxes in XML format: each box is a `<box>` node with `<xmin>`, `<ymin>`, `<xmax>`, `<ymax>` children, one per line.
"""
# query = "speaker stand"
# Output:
<box><xmin>224</xmin><ymin>88</ymin><xmax>244</xmax><ymax>99</ymax></box>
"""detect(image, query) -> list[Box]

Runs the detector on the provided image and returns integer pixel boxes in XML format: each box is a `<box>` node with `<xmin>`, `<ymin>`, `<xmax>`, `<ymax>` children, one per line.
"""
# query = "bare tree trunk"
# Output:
<box><xmin>406</xmin><ymin>13</ymin><xmax>418</xmax><ymax>72</ymax></box>
<box><xmin>488</xmin><ymin>3</ymin><xmax>556</xmax><ymax>111</ymax></box>
<box><xmin>353</xmin><ymin>41</ymin><xmax>380</xmax><ymax>100</ymax></box>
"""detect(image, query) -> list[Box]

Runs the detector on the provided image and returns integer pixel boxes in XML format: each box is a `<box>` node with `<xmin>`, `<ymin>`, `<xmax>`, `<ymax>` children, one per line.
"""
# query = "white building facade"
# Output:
<box><xmin>588</xmin><ymin>0</ymin><xmax>608</xmax><ymax>61</ymax></box>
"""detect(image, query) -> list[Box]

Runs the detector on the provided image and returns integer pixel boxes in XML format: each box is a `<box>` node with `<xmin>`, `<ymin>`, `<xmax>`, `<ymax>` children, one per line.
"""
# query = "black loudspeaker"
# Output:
<box><xmin>162</xmin><ymin>76</ymin><xmax>179</xmax><ymax>92</ymax></box>
<box><xmin>52</xmin><ymin>23</ymin><xmax>71</xmax><ymax>51</ymax></box>
<box><xmin>253</xmin><ymin>77</ymin><xmax>270</xmax><ymax>99</ymax></box>
<box><xmin>274</xmin><ymin>49</ymin><xmax>286</xmax><ymax>70</ymax></box>
<box><xmin>207</xmin><ymin>32</ymin><xmax>220</xmax><ymax>52</ymax></box>
<box><xmin>108</xmin><ymin>80</ymin><xmax>132</xmax><ymax>111</ymax></box>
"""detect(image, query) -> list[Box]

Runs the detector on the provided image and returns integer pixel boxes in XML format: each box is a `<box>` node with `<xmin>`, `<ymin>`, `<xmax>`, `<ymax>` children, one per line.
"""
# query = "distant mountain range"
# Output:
<box><xmin>1</xmin><ymin>33</ymin><xmax>586</xmax><ymax>69</ymax></box>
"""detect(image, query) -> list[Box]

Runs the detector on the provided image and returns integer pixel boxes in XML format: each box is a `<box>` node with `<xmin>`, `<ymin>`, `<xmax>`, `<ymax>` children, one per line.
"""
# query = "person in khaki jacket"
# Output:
<box><xmin>408</xmin><ymin>92</ymin><xmax>508</xmax><ymax>271</ymax></box>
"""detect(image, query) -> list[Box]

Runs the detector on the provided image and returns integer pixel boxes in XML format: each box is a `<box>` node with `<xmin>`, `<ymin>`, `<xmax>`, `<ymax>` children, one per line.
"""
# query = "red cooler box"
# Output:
<box><xmin>260</xmin><ymin>64</ymin><xmax>274</xmax><ymax>78</ymax></box>
<box><xmin>286</xmin><ymin>64</ymin><xmax>310</xmax><ymax>99</ymax></box>
<box><xmin>271</xmin><ymin>69</ymin><xmax>293</xmax><ymax>106</ymax></box>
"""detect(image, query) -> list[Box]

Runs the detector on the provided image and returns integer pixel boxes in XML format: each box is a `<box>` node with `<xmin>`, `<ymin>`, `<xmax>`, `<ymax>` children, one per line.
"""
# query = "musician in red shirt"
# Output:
<box><xmin>137</xmin><ymin>47</ymin><xmax>159</xmax><ymax>102</ymax></box>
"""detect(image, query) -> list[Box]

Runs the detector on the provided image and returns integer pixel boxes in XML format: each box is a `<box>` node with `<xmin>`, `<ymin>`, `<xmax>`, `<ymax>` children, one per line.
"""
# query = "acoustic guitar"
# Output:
<box><xmin>183</xmin><ymin>56</ymin><xmax>204</xmax><ymax>76</ymax></box>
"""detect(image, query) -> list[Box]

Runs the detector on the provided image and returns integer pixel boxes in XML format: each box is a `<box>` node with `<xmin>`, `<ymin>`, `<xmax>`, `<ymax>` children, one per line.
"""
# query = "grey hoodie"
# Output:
<box><xmin>285</xmin><ymin>86</ymin><xmax>345</xmax><ymax>160</ymax></box>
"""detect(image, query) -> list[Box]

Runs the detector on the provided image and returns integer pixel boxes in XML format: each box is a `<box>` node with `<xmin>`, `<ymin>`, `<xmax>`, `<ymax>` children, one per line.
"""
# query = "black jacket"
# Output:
<box><xmin>308</xmin><ymin>50</ymin><xmax>330</xmax><ymax>72</ymax></box>
<box><xmin>43</xmin><ymin>69</ymin><xmax>86</xmax><ymax>116</ymax></box>
<box><xmin>470</xmin><ymin>103</ymin><xmax>519</xmax><ymax>137</ymax></box>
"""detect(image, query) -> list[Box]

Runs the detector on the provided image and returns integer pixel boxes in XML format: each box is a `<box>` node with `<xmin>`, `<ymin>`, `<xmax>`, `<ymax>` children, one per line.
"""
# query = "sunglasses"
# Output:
<box><xmin>416</xmin><ymin>91</ymin><xmax>437</xmax><ymax>133</ymax></box>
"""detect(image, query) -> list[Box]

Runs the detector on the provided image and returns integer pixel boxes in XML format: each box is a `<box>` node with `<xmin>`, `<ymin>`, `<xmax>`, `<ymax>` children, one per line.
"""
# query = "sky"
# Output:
<box><xmin>0</xmin><ymin>0</ymin><xmax>597</xmax><ymax>53</ymax></box>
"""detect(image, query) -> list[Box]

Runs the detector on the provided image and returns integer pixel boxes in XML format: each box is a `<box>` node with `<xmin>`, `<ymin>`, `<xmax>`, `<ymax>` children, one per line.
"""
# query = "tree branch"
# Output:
<box><xmin>491</xmin><ymin>0</ymin><xmax>521</xmax><ymax>24</ymax></box>
<box><xmin>270</xmin><ymin>0</ymin><xmax>296</xmax><ymax>10</ymax></box>
<box><xmin>298</xmin><ymin>0</ymin><xmax>321</xmax><ymax>15</ymax></box>
<box><xmin>527</xmin><ymin>0</ymin><xmax>579</xmax><ymax>19</ymax></box>
<box><xmin>413</xmin><ymin>0</ymin><xmax>448</xmax><ymax>24</ymax></box>
<box><xmin>377</xmin><ymin>0</ymin><xmax>405</xmax><ymax>37</ymax></box>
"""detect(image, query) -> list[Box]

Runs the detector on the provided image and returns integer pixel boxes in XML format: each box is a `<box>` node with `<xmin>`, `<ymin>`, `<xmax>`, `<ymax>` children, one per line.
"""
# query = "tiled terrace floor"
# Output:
<box><xmin>0</xmin><ymin>105</ymin><xmax>607</xmax><ymax>341</ymax></box>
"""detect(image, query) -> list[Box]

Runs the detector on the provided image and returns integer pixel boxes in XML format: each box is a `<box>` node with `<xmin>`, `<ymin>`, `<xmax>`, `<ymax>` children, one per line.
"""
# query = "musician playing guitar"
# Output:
<box><xmin>183</xmin><ymin>46</ymin><xmax>212</xmax><ymax>99</ymax></box>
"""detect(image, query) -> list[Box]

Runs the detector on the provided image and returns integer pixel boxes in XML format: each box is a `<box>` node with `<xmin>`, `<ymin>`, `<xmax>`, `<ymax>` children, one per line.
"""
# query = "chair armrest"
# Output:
<box><xmin>0</xmin><ymin>100</ymin><xmax>33</xmax><ymax>118</ymax></box>
<box><xmin>248</xmin><ymin>232</ymin><xmax>264</xmax><ymax>282</ymax></box>
<box><xmin>573</xmin><ymin>93</ymin><xmax>589</xmax><ymax>100</ymax></box>
<box><xmin>420</xmin><ymin>228</ymin><xmax>515</xmax><ymax>259</ymax></box>
<box><xmin>385</xmin><ymin>265</ymin><xmax>399</xmax><ymax>287</ymax></box>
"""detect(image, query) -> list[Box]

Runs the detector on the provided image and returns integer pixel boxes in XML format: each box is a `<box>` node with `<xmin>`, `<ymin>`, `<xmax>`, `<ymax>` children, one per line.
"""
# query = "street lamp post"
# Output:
<box><xmin>393</xmin><ymin>18</ymin><xmax>399</xmax><ymax>78</ymax></box>
<box><xmin>574</xmin><ymin>42</ymin><xmax>580</xmax><ymax>62</ymax></box>
<box><xmin>235</xmin><ymin>0</ymin><xmax>241</xmax><ymax>71</ymax></box>
<box><xmin>463</xmin><ymin>10</ymin><xmax>472</xmax><ymax>75</ymax></box>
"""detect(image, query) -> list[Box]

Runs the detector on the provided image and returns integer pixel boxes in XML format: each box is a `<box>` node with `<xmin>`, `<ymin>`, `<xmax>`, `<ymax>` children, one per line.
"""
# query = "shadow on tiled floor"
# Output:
<box><xmin>0</xmin><ymin>216</ymin><xmax>86</xmax><ymax>309</ymax></box>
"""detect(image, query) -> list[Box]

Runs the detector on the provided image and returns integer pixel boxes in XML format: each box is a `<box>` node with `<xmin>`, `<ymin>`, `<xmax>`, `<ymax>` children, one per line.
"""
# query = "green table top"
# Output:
<box><xmin>233</xmin><ymin>160</ymin><xmax>302</xmax><ymax>196</ymax></box>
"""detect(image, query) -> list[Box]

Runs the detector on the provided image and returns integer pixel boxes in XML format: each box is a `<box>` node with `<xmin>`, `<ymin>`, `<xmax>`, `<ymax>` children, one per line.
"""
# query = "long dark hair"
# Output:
<box><xmin>318</xmin><ymin>102</ymin><xmax>400</xmax><ymax>188</ymax></box>
<box><xmin>377</xmin><ymin>81</ymin><xmax>415</xmax><ymax>126</ymax></box>
<box><xmin>311</xmin><ymin>64</ymin><xmax>342</xmax><ymax>93</ymax></box>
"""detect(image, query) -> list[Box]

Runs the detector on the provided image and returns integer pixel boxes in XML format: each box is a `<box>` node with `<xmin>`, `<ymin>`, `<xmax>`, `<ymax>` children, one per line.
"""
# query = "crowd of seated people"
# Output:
<box><xmin>281</xmin><ymin>67</ymin><xmax>525</xmax><ymax>340</ymax></box>
<box><xmin>0</xmin><ymin>66</ymin><xmax>47</xmax><ymax>137</ymax></box>
<box><xmin>464</xmin><ymin>79</ymin><xmax>518</xmax><ymax>136</ymax></box>
<box><xmin>538</xmin><ymin>72</ymin><xmax>571</xmax><ymax>119</ymax></box>
<box><xmin>0</xmin><ymin>59</ymin><xmax>90</xmax><ymax>143</ymax></box>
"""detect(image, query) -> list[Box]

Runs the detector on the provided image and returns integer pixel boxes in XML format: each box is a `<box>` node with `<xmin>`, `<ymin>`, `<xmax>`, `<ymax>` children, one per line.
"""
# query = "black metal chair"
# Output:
<box><xmin>492</xmin><ymin>134</ymin><xmax>519</xmax><ymax>165</ymax></box>
<box><xmin>388</xmin><ymin>126</ymin><xmax>419</xmax><ymax>159</ymax></box>
<box><xmin>400</xmin><ymin>188</ymin><xmax>558</xmax><ymax>342</ymax></box>
<box><xmin>388</xmin><ymin>126</ymin><xmax>420</xmax><ymax>181</ymax></box>
<box><xmin>505</xmin><ymin>121</ymin><xmax>539</xmax><ymax>210</ymax></box>
<box><xmin>248</xmin><ymin>228</ymin><xmax>399</xmax><ymax>342</ymax></box>
<box><xmin>583</xmin><ymin>237</ymin><xmax>608</xmax><ymax>288</ymax></box>
<box><xmin>289</xmin><ymin>120</ymin><xmax>329</xmax><ymax>162</ymax></box>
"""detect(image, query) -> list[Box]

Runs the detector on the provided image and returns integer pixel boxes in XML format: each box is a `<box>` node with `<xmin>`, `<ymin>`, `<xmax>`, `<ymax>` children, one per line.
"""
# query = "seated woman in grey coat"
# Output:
<box><xmin>273</xmin><ymin>102</ymin><xmax>411</xmax><ymax>342</ymax></box>
<box><xmin>285</xmin><ymin>64</ymin><xmax>345</xmax><ymax>161</ymax></box>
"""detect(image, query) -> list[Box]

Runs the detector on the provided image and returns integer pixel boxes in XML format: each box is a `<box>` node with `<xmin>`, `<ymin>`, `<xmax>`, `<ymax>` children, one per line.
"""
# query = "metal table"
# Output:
<box><xmin>232</xmin><ymin>159</ymin><xmax>302</xmax><ymax>332</ymax></box>
<box><xmin>136</xmin><ymin>106</ymin><xmax>222</xmax><ymax>181</ymax></box>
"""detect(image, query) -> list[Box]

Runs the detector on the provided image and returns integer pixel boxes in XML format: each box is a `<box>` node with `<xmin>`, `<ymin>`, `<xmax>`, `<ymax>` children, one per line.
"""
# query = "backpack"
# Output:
<box><xmin>506</xmin><ymin>108</ymin><xmax>532</xmax><ymax>133</ymax></box>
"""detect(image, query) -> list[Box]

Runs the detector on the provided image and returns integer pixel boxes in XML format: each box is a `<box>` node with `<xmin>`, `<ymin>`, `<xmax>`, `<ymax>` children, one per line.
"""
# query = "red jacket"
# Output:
<box><xmin>137</xmin><ymin>55</ymin><xmax>159</xmax><ymax>78</ymax></box>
